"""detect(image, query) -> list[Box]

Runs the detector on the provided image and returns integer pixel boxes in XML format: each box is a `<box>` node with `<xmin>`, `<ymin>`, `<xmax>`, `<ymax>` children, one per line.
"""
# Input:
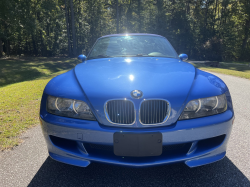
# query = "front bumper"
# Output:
<box><xmin>40</xmin><ymin>110</ymin><xmax>234</xmax><ymax>168</ymax></box>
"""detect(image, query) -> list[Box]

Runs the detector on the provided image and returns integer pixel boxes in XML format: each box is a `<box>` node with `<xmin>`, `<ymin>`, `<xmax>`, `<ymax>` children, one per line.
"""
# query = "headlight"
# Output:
<box><xmin>179</xmin><ymin>94</ymin><xmax>227</xmax><ymax>120</ymax></box>
<box><xmin>46</xmin><ymin>96</ymin><xmax>96</xmax><ymax>120</ymax></box>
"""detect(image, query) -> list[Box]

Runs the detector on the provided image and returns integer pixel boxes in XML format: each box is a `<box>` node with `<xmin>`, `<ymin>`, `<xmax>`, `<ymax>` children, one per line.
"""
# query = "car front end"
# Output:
<box><xmin>39</xmin><ymin>34</ymin><xmax>234</xmax><ymax>168</ymax></box>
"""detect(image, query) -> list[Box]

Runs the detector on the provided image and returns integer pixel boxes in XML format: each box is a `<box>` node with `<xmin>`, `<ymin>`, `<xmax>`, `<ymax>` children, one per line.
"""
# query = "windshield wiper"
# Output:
<box><xmin>135</xmin><ymin>54</ymin><xmax>162</xmax><ymax>57</ymax></box>
<box><xmin>135</xmin><ymin>54</ymin><xmax>175</xmax><ymax>58</ymax></box>
<box><xmin>114</xmin><ymin>54</ymin><xmax>146</xmax><ymax>57</ymax></box>
<box><xmin>88</xmin><ymin>54</ymin><xmax>112</xmax><ymax>60</ymax></box>
<box><xmin>92</xmin><ymin>54</ymin><xmax>175</xmax><ymax>58</ymax></box>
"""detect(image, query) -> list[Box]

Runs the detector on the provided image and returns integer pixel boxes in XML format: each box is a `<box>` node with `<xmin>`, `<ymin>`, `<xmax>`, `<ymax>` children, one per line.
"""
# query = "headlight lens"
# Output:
<box><xmin>46</xmin><ymin>96</ymin><xmax>96</xmax><ymax>120</ymax></box>
<box><xmin>179</xmin><ymin>94</ymin><xmax>227</xmax><ymax>120</ymax></box>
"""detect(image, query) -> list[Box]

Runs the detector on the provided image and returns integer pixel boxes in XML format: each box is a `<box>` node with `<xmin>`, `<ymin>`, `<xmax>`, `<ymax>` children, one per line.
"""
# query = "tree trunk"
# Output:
<box><xmin>126</xmin><ymin>0</ymin><xmax>132</xmax><ymax>32</ymax></box>
<box><xmin>241</xmin><ymin>18</ymin><xmax>250</xmax><ymax>59</ymax></box>
<box><xmin>213</xmin><ymin>0</ymin><xmax>218</xmax><ymax>34</ymax></box>
<box><xmin>24</xmin><ymin>37</ymin><xmax>28</xmax><ymax>55</ymax></box>
<box><xmin>6</xmin><ymin>40</ymin><xmax>10</xmax><ymax>56</ymax></box>
<box><xmin>204</xmin><ymin>1</ymin><xmax>208</xmax><ymax>28</ymax></box>
<box><xmin>18</xmin><ymin>33</ymin><xmax>22</xmax><ymax>56</ymax></box>
<box><xmin>156</xmin><ymin>0</ymin><xmax>164</xmax><ymax>35</ymax></box>
<box><xmin>70</xmin><ymin>0</ymin><xmax>76</xmax><ymax>57</ymax></box>
<box><xmin>40</xmin><ymin>31</ymin><xmax>45</xmax><ymax>56</ymax></box>
<box><xmin>28</xmin><ymin>41</ymin><xmax>32</xmax><ymax>55</ymax></box>
<box><xmin>65</xmin><ymin>0</ymin><xmax>71</xmax><ymax>57</ymax></box>
<box><xmin>203</xmin><ymin>1</ymin><xmax>209</xmax><ymax>41</ymax></box>
<box><xmin>186</xmin><ymin>0</ymin><xmax>190</xmax><ymax>14</ymax></box>
<box><xmin>0</xmin><ymin>40</ymin><xmax>3</xmax><ymax>57</ymax></box>
<box><xmin>32</xmin><ymin>35</ymin><xmax>37</xmax><ymax>56</ymax></box>
<box><xmin>116</xmin><ymin>0</ymin><xmax>119</xmax><ymax>33</ymax></box>
<box><xmin>138</xmin><ymin>0</ymin><xmax>141</xmax><ymax>32</ymax></box>
<box><xmin>78</xmin><ymin>0</ymin><xmax>81</xmax><ymax>54</ymax></box>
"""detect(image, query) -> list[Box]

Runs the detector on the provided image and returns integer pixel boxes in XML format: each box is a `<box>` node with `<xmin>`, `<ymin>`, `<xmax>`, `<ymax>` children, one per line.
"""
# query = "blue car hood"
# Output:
<box><xmin>74</xmin><ymin>57</ymin><xmax>196</xmax><ymax>126</ymax></box>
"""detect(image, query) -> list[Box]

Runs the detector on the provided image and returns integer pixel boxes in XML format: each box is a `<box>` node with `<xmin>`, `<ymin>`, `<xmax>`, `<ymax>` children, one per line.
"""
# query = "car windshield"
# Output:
<box><xmin>88</xmin><ymin>35</ymin><xmax>178</xmax><ymax>60</ymax></box>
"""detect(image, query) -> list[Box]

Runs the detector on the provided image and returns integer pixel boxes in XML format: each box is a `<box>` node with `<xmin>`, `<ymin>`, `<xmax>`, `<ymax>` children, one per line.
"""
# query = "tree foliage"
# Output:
<box><xmin>0</xmin><ymin>0</ymin><xmax>249</xmax><ymax>61</ymax></box>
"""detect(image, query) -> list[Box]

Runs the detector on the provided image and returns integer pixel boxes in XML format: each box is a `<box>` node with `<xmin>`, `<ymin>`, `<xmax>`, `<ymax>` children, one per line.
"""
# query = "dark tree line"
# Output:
<box><xmin>0</xmin><ymin>0</ymin><xmax>250</xmax><ymax>61</ymax></box>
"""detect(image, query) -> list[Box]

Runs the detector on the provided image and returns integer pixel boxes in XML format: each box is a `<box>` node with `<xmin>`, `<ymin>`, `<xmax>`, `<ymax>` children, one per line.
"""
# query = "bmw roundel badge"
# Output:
<box><xmin>131</xmin><ymin>90</ymin><xmax>143</xmax><ymax>99</ymax></box>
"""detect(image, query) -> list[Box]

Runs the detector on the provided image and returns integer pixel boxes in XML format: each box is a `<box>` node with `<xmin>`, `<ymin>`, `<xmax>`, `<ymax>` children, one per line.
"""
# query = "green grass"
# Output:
<box><xmin>220</xmin><ymin>61</ymin><xmax>250</xmax><ymax>64</ymax></box>
<box><xmin>0</xmin><ymin>57</ymin><xmax>78</xmax><ymax>87</ymax></box>
<box><xmin>0</xmin><ymin>57</ymin><xmax>78</xmax><ymax>150</ymax></box>
<box><xmin>192</xmin><ymin>62</ymin><xmax>250</xmax><ymax>79</ymax></box>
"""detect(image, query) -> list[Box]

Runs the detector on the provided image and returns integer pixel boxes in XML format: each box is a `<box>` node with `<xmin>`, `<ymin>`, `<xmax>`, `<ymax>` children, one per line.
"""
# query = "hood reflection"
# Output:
<box><xmin>125</xmin><ymin>58</ymin><xmax>132</xmax><ymax>63</ymax></box>
<box><xmin>129</xmin><ymin>74</ymin><xmax>134</xmax><ymax>81</ymax></box>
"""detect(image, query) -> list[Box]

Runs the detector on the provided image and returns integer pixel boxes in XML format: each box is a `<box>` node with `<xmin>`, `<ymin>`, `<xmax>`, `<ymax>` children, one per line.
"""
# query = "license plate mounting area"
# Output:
<box><xmin>113</xmin><ymin>132</ymin><xmax>162</xmax><ymax>157</ymax></box>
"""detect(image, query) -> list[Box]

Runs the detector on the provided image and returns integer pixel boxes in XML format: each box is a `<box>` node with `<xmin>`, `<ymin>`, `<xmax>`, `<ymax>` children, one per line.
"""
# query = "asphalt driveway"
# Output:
<box><xmin>0</xmin><ymin>72</ymin><xmax>250</xmax><ymax>187</ymax></box>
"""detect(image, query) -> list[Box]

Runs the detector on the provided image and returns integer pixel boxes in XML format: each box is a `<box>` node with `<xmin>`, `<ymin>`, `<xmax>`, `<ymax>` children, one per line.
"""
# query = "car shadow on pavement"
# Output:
<box><xmin>28</xmin><ymin>156</ymin><xmax>249</xmax><ymax>187</ymax></box>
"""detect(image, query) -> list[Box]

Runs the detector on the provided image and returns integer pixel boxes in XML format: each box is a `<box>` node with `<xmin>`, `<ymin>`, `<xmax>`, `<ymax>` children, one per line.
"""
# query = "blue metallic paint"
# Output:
<box><xmin>44</xmin><ymin>57</ymin><xmax>232</xmax><ymax>128</ymax></box>
<box><xmin>40</xmin><ymin>116</ymin><xmax>233</xmax><ymax>167</ymax></box>
<box><xmin>77</xmin><ymin>54</ymin><xmax>86</xmax><ymax>62</ymax></box>
<box><xmin>179</xmin><ymin>54</ymin><xmax>188</xmax><ymax>61</ymax></box>
<box><xmin>40</xmin><ymin>34</ymin><xmax>234</xmax><ymax>168</ymax></box>
<box><xmin>74</xmin><ymin>57</ymin><xmax>196</xmax><ymax>127</ymax></box>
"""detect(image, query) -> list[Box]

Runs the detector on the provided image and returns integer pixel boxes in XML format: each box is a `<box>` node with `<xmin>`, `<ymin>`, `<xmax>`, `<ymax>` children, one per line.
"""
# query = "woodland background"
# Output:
<box><xmin>0</xmin><ymin>0</ymin><xmax>250</xmax><ymax>61</ymax></box>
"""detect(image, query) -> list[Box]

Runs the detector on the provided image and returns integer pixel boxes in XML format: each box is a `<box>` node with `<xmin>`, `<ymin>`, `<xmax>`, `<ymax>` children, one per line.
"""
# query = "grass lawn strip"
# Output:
<box><xmin>192</xmin><ymin>62</ymin><xmax>250</xmax><ymax>80</ymax></box>
<box><xmin>0</xmin><ymin>58</ymin><xmax>77</xmax><ymax>150</ymax></box>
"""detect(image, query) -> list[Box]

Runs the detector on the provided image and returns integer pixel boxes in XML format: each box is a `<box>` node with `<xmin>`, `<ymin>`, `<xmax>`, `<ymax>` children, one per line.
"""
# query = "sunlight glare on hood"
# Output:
<box><xmin>129</xmin><ymin>74</ymin><xmax>134</xmax><ymax>81</ymax></box>
<box><xmin>125</xmin><ymin>58</ymin><xmax>131</xmax><ymax>63</ymax></box>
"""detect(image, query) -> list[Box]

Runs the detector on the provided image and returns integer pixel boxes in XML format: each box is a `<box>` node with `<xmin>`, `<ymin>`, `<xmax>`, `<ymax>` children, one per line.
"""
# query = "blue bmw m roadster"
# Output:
<box><xmin>40</xmin><ymin>33</ymin><xmax>234</xmax><ymax>168</ymax></box>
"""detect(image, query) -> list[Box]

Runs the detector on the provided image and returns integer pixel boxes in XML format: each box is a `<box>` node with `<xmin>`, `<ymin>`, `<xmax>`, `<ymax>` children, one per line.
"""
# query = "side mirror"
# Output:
<box><xmin>78</xmin><ymin>54</ymin><xmax>86</xmax><ymax>62</ymax></box>
<box><xmin>179</xmin><ymin>54</ymin><xmax>188</xmax><ymax>61</ymax></box>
